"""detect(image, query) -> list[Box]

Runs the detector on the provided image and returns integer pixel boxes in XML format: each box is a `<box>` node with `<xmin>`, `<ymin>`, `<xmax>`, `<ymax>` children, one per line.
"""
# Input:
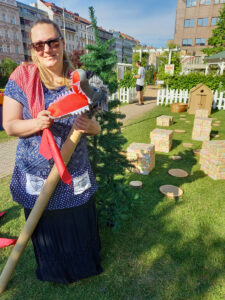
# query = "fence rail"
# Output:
<box><xmin>157</xmin><ymin>89</ymin><xmax>225</xmax><ymax>110</ymax></box>
<box><xmin>110</xmin><ymin>87</ymin><xmax>137</xmax><ymax>103</ymax></box>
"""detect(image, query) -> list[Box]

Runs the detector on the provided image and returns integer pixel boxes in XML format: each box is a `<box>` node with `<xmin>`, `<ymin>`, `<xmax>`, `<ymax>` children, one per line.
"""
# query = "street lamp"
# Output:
<box><xmin>62</xmin><ymin>0</ymin><xmax>66</xmax><ymax>44</ymax></box>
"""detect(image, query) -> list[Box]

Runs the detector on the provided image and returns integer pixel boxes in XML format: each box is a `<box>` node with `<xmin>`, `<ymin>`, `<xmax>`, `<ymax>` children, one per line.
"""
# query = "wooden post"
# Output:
<box><xmin>0</xmin><ymin>124</ymin><xmax>82</xmax><ymax>294</ymax></box>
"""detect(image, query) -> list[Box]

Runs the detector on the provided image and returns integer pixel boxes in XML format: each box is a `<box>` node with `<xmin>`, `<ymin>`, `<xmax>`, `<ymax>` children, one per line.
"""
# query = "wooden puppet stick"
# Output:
<box><xmin>0</xmin><ymin>124</ymin><xmax>82</xmax><ymax>294</ymax></box>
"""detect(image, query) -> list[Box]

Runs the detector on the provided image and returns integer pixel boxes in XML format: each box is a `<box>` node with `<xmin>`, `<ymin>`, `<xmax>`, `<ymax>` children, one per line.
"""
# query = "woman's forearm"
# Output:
<box><xmin>3</xmin><ymin>118</ymin><xmax>41</xmax><ymax>137</ymax></box>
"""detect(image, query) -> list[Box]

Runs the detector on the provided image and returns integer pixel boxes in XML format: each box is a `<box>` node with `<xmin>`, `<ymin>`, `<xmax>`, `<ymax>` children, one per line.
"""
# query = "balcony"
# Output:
<box><xmin>181</xmin><ymin>56</ymin><xmax>206</xmax><ymax>73</ymax></box>
<box><xmin>19</xmin><ymin>11</ymin><xmax>38</xmax><ymax>22</ymax></box>
<box><xmin>60</xmin><ymin>26</ymin><xmax>76</xmax><ymax>33</ymax></box>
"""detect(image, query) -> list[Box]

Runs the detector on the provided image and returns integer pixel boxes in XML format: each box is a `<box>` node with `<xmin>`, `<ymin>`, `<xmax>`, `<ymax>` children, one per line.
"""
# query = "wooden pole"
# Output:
<box><xmin>0</xmin><ymin>124</ymin><xmax>82</xmax><ymax>294</ymax></box>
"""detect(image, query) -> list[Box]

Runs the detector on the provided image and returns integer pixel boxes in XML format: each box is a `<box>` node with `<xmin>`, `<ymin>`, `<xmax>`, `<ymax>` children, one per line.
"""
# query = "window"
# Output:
<box><xmin>200</xmin><ymin>0</ymin><xmax>211</xmax><ymax>4</ymax></box>
<box><xmin>211</xmin><ymin>17</ymin><xmax>217</xmax><ymax>25</ymax></box>
<box><xmin>11</xmin><ymin>16</ymin><xmax>15</xmax><ymax>24</ymax></box>
<box><xmin>182</xmin><ymin>39</ymin><xmax>192</xmax><ymax>46</ymax></box>
<box><xmin>7</xmin><ymin>46</ymin><xmax>10</xmax><ymax>53</ymax></box>
<box><xmin>184</xmin><ymin>19</ymin><xmax>195</xmax><ymax>27</ymax></box>
<box><xmin>2</xmin><ymin>13</ymin><xmax>6</xmax><ymax>22</ymax></box>
<box><xmin>5</xmin><ymin>30</ymin><xmax>8</xmax><ymax>38</ymax></box>
<box><xmin>13</xmin><ymin>31</ymin><xmax>17</xmax><ymax>40</ymax></box>
<box><xmin>198</xmin><ymin>18</ymin><xmax>208</xmax><ymax>26</ymax></box>
<box><xmin>196</xmin><ymin>38</ymin><xmax>206</xmax><ymax>45</ymax></box>
<box><xmin>215</xmin><ymin>0</ymin><xmax>225</xmax><ymax>3</ymax></box>
<box><xmin>15</xmin><ymin>46</ymin><xmax>19</xmax><ymax>54</ymax></box>
<box><xmin>186</xmin><ymin>0</ymin><xmax>196</xmax><ymax>7</ymax></box>
<box><xmin>0</xmin><ymin>45</ymin><xmax>3</xmax><ymax>52</ymax></box>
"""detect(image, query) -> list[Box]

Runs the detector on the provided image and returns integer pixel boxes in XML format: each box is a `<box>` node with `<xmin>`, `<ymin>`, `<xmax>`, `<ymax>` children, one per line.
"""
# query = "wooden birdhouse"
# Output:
<box><xmin>188</xmin><ymin>84</ymin><xmax>213</xmax><ymax>115</ymax></box>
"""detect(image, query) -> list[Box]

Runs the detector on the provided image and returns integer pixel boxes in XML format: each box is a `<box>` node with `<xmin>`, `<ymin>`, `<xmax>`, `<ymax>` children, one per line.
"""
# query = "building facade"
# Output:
<box><xmin>111</xmin><ymin>31</ymin><xmax>123</xmax><ymax>62</ymax></box>
<box><xmin>98</xmin><ymin>26</ymin><xmax>113</xmax><ymax>44</ymax></box>
<box><xmin>0</xmin><ymin>0</ymin><xmax>24</xmax><ymax>63</ymax></box>
<box><xmin>17</xmin><ymin>1</ymin><xmax>48</xmax><ymax>61</ymax></box>
<box><xmin>174</xmin><ymin>0</ymin><xmax>225</xmax><ymax>55</ymax></box>
<box><xmin>121</xmin><ymin>33</ymin><xmax>139</xmax><ymax>64</ymax></box>
<box><xmin>111</xmin><ymin>31</ymin><xmax>139</xmax><ymax>63</ymax></box>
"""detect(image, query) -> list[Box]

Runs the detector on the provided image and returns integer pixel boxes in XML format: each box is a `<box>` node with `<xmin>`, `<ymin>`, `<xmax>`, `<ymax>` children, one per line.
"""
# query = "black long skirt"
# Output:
<box><xmin>24</xmin><ymin>196</ymin><xmax>102</xmax><ymax>284</ymax></box>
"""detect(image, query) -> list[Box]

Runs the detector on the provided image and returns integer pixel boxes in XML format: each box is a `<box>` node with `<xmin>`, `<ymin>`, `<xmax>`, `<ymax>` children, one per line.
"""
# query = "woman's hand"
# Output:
<box><xmin>35</xmin><ymin>110</ymin><xmax>52</xmax><ymax>131</ymax></box>
<box><xmin>74</xmin><ymin>115</ymin><xmax>101</xmax><ymax>135</ymax></box>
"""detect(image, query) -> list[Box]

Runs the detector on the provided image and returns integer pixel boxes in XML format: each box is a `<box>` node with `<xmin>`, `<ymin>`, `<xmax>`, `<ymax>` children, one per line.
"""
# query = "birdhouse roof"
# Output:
<box><xmin>190</xmin><ymin>83</ymin><xmax>213</xmax><ymax>94</ymax></box>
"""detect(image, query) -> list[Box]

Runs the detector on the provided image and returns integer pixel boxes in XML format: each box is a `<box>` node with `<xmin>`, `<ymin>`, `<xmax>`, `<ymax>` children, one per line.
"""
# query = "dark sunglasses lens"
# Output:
<box><xmin>33</xmin><ymin>42</ymin><xmax>44</xmax><ymax>51</ymax></box>
<box><xmin>49</xmin><ymin>39</ymin><xmax>60</xmax><ymax>48</ymax></box>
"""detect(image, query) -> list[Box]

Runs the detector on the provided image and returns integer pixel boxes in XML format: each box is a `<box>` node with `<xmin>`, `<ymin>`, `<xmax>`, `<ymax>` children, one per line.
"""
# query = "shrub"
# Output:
<box><xmin>165</xmin><ymin>73</ymin><xmax>225</xmax><ymax>91</ymax></box>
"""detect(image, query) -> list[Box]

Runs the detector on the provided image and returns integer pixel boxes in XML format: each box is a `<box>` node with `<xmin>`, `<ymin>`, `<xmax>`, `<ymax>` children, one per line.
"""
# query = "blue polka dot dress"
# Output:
<box><xmin>4</xmin><ymin>77</ymin><xmax>102</xmax><ymax>283</ymax></box>
<box><xmin>4</xmin><ymin>80</ymin><xmax>97</xmax><ymax>209</ymax></box>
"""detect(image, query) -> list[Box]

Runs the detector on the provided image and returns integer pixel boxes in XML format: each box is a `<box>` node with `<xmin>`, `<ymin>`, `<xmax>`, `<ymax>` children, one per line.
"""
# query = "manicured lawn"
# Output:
<box><xmin>0</xmin><ymin>106</ymin><xmax>225</xmax><ymax>299</ymax></box>
<box><xmin>0</xmin><ymin>131</ymin><xmax>15</xmax><ymax>143</ymax></box>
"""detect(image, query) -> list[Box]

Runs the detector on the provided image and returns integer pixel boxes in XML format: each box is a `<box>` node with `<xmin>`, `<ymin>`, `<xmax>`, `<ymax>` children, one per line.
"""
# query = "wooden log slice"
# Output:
<box><xmin>174</xmin><ymin>129</ymin><xmax>186</xmax><ymax>133</ymax></box>
<box><xmin>159</xmin><ymin>185</ymin><xmax>183</xmax><ymax>199</ymax></box>
<box><xmin>180</xmin><ymin>118</ymin><xmax>186</xmax><ymax>120</ymax></box>
<box><xmin>129</xmin><ymin>181</ymin><xmax>143</xmax><ymax>188</ymax></box>
<box><xmin>211</xmin><ymin>133</ymin><xmax>220</xmax><ymax>138</ymax></box>
<box><xmin>183</xmin><ymin>143</ymin><xmax>193</xmax><ymax>148</ymax></box>
<box><xmin>168</xmin><ymin>168</ymin><xmax>189</xmax><ymax>178</ymax></box>
<box><xmin>170</xmin><ymin>155</ymin><xmax>182</xmax><ymax>160</ymax></box>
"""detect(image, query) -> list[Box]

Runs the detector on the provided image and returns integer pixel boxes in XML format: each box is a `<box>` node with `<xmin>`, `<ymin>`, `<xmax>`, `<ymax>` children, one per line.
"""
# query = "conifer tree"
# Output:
<box><xmin>81</xmin><ymin>7</ymin><xmax>138</xmax><ymax>230</ymax></box>
<box><xmin>202</xmin><ymin>5</ymin><xmax>225</xmax><ymax>56</ymax></box>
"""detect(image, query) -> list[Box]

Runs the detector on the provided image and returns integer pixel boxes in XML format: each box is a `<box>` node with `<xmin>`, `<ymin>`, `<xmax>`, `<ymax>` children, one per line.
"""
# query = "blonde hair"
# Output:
<box><xmin>30</xmin><ymin>19</ymin><xmax>74</xmax><ymax>90</ymax></box>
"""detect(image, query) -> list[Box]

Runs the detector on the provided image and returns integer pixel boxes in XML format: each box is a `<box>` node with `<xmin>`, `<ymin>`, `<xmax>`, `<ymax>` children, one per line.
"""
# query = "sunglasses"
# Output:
<box><xmin>31</xmin><ymin>36</ymin><xmax>63</xmax><ymax>52</ymax></box>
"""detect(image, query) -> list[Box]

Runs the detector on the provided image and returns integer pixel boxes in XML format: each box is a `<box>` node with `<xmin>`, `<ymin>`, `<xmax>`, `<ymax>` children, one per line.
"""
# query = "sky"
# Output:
<box><xmin>21</xmin><ymin>0</ymin><xmax>177</xmax><ymax>48</ymax></box>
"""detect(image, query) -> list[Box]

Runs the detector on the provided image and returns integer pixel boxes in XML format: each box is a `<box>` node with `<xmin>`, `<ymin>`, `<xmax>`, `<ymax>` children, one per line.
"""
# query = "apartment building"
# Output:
<box><xmin>17</xmin><ymin>1</ymin><xmax>48</xmax><ymax>61</ymax></box>
<box><xmin>174</xmin><ymin>0</ymin><xmax>225</xmax><ymax>55</ymax></box>
<box><xmin>98</xmin><ymin>26</ymin><xmax>113</xmax><ymax>44</ymax></box>
<box><xmin>111</xmin><ymin>31</ymin><xmax>139</xmax><ymax>63</ymax></box>
<box><xmin>121</xmin><ymin>33</ymin><xmax>139</xmax><ymax>64</ymax></box>
<box><xmin>0</xmin><ymin>0</ymin><xmax>24</xmax><ymax>63</ymax></box>
<box><xmin>74</xmin><ymin>14</ymin><xmax>95</xmax><ymax>50</ymax></box>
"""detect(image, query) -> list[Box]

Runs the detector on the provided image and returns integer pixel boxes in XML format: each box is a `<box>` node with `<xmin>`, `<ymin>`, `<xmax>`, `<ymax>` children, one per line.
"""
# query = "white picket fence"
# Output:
<box><xmin>110</xmin><ymin>87</ymin><xmax>137</xmax><ymax>103</ymax></box>
<box><xmin>157</xmin><ymin>89</ymin><xmax>225</xmax><ymax>110</ymax></box>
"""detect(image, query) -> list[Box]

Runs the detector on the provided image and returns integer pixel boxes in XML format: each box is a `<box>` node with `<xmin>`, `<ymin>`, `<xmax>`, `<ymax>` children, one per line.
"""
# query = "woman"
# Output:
<box><xmin>3</xmin><ymin>19</ymin><xmax>102</xmax><ymax>283</ymax></box>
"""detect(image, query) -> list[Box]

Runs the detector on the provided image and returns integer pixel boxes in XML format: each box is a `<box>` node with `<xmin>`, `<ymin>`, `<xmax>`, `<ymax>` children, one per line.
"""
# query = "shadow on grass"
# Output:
<box><xmin>123</xmin><ymin>113</ymin><xmax>165</xmax><ymax>129</ymax></box>
<box><xmin>99</xmin><ymin>148</ymin><xmax>225</xmax><ymax>299</ymax></box>
<box><xmin>1</xmin><ymin>145</ymin><xmax>224</xmax><ymax>298</ymax></box>
<box><xmin>0</xmin><ymin>206</ymin><xmax>21</xmax><ymax>228</ymax></box>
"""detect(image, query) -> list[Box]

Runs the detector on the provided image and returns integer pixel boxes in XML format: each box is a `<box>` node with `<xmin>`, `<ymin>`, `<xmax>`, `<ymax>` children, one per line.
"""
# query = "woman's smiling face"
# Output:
<box><xmin>31</xmin><ymin>23</ymin><xmax>64</xmax><ymax>71</ymax></box>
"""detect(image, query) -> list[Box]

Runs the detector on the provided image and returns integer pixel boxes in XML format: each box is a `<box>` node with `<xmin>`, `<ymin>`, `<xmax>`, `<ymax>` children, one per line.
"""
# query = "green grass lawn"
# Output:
<box><xmin>0</xmin><ymin>131</ymin><xmax>15</xmax><ymax>143</ymax></box>
<box><xmin>0</xmin><ymin>106</ymin><xmax>225</xmax><ymax>300</ymax></box>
